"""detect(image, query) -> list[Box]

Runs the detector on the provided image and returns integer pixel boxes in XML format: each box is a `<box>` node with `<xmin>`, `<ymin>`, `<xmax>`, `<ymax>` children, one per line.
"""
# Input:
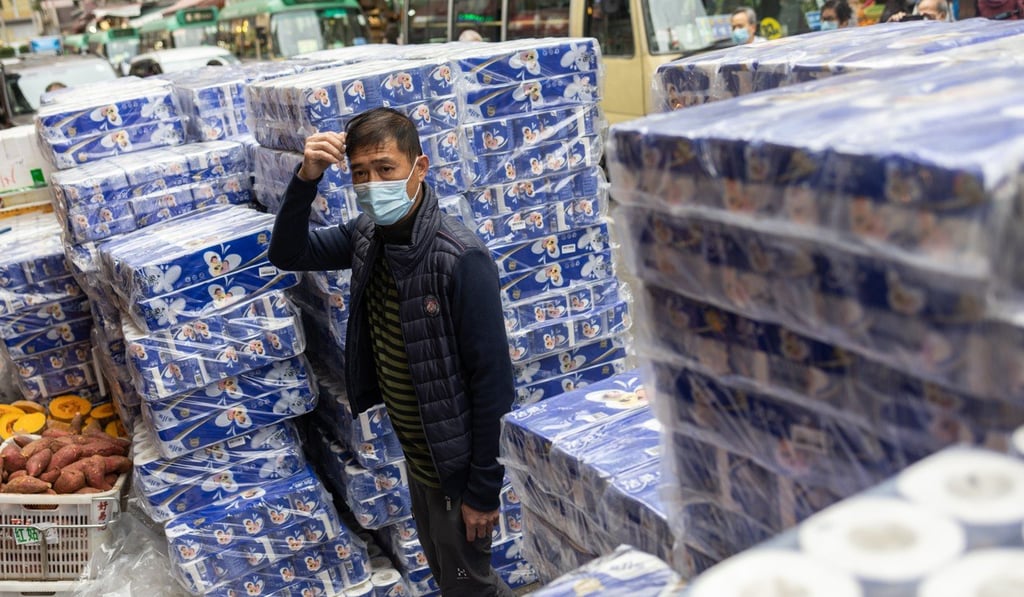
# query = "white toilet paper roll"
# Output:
<box><xmin>371</xmin><ymin>568</ymin><xmax>403</xmax><ymax>595</ymax></box>
<box><xmin>918</xmin><ymin>549</ymin><xmax>1024</xmax><ymax>597</ymax></box>
<box><xmin>799</xmin><ymin>497</ymin><xmax>965</xmax><ymax>591</ymax></box>
<box><xmin>1012</xmin><ymin>426</ymin><xmax>1024</xmax><ymax>459</ymax></box>
<box><xmin>689</xmin><ymin>549</ymin><xmax>863</xmax><ymax>597</ymax></box>
<box><xmin>897</xmin><ymin>449</ymin><xmax>1024</xmax><ymax>548</ymax></box>
<box><xmin>345</xmin><ymin>579</ymin><xmax>374</xmax><ymax>596</ymax></box>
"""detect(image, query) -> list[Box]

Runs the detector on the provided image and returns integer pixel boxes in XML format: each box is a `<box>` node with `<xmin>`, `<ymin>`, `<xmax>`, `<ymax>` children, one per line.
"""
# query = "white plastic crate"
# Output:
<box><xmin>0</xmin><ymin>464</ymin><xmax>126</xmax><ymax>594</ymax></box>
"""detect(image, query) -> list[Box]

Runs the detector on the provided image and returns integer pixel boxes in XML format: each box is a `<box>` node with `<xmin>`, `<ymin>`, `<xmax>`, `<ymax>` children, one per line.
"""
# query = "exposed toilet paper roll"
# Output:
<box><xmin>918</xmin><ymin>549</ymin><xmax>1024</xmax><ymax>597</ymax></box>
<box><xmin>345</xmin><ymin>579</ymin><xmax>374</xmax><ymax>596</ymax></box>
<box><xmin>1012</xmin><ymin>426</ymin><xmax>1024</xmax><ymax>459</ymax></box>
<box><xmin>371</xmin><ymin>568</ymin><xmax>403</xmax><ymax>596</ymax></box>
<box><xmin>689</xmin><ymin>549</ymin><xmax>863</xmax><ymax>597</ymax></box>
<box><xmin>897</xmin><ymin>449</ymin><xmax>1024</xmax><ymax>548</ymax></box>
<box><xmin>799</xmin><ymin>497</ymin><xmax>966</xmax><ymax>588</ymax></box>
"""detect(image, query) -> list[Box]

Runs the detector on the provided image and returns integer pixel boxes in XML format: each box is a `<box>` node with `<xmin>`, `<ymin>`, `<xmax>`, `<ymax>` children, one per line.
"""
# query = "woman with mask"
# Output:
<box><xmin>820</xmin><ymin>0</ymin><xmax>854</xmax><ymax>28</ymax></box>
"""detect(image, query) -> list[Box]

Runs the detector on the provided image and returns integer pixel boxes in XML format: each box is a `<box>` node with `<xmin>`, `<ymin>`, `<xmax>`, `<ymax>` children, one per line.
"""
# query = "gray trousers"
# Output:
<box><xmin>407</xmin><ymin>476</ymin><xmax>515</xmax><ymax>597</ymax></box>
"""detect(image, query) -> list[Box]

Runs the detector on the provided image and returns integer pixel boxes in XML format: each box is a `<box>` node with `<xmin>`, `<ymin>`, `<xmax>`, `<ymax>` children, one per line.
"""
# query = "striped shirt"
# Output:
<box><xmin>366</xmin><ymin>252</ymin><xmax>441</xmax><ymax>488</ymax></box>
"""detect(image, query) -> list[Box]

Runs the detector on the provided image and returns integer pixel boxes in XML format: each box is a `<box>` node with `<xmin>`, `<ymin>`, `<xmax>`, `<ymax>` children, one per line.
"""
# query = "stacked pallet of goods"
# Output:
<box><xmin>610</xmin><ymin>44</ymin><xmax>1024</xmax><ymax>578</ymax></box>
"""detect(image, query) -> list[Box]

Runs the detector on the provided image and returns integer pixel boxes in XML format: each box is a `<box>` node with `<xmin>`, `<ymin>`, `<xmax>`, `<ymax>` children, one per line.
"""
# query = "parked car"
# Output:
<box><xmin>127</xmin><ymin>46</ymin><xmax>239</xmax><ymax>77</ymax></box>
<box><xmin>0</xmin><ymin>53</ymin><xmax>119</xmax><ymax>127</ymax></box>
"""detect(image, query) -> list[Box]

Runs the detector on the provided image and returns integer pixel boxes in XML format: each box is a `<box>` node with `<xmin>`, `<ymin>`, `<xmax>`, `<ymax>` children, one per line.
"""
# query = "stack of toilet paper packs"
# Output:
<box><xmin>247</xmin><ymin>38</ymin><xmax>633</xmax><ymax>411</ymax></box>
<box><xmin>610</xmin><ymin>38</ymin><xmax>1024</xmax><ymax>577</ymax></box>
<box><xmin>530</xmin><ymin>545</ymin><xmax>685</xmax><ymax>596</ymax></box>
<box><xmin>683</xmin><ymin>442</ymin><xmax>1024</xmax><ymax>597</ymax></box>
<box><xmin>0</xmin><ymin>211</ymin><xmax>101</xmax><ymax>403</ymax></box>
<box><xmin>500</xmin><ymin>370</ymin><xmax>674</xmax><ymax>582</ymax></box>
<box><xmin>653</xmin><ymin>18</ymin><xmax>1024</xmax><ymax>110</ymax></box>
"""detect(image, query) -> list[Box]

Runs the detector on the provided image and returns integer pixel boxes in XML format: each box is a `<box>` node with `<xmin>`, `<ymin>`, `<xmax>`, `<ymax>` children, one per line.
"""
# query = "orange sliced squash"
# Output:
<box><xmin>0</xmin><ymin>405</ymin><xmax>25</xmax><ymax>417</ymax></box>
<box><xmin>105</xmin><ymin>420</ymin><xmax>127</xmax><ymax>439</ymax></box>
<box><xmin>10</xmin><ymin>400</ymin><xmax>45</xmax><ymax>415</ymax></box>
<box><xmin>89</xmin><ymin>403</ymin><xmax>116</xmax><ymax>424</ymax></box>
<box><xmin>0</xmin><ymin>412</ymin><xmax>23</xmax><ymax>440</ymax></box>
<box><xmin>48</xmin><ymin>395</ymin><xmax>92</xmax><ymax>422</ymax></box>
<box><xmin>12</xmin><ymin>412</ymin><xmax>46</xmax><ymax>434</ymax></box>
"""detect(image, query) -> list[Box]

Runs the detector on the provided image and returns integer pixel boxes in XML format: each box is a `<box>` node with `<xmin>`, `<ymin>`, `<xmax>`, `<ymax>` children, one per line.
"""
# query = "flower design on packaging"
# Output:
<box><xmin>215</xmin><ymin>405</ymin><xmax>252</xmax><ymax>429</ymax></box>
<box><xmin>90</xmin><ymin>105</ymin><xmax>123</xmax><ymax>126</ymax></box>
<box><xmin>509</xmin><ymin>49</ymin><xmax>541</xmax><ymax>75</ymax></box>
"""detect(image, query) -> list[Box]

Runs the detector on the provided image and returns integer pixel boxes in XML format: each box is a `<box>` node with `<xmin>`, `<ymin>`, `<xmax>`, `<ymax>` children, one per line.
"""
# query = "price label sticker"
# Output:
<box><xmin>13</xmin><ymin>527</ymin><xmax>39</xmax><ymax>546</ymax></box>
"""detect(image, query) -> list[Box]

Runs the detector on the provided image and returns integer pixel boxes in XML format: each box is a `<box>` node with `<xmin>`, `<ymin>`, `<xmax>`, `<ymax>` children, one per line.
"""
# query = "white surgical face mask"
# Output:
<box><xmin>820</xmin><ymin>20</ymin><xmax>839</xmax><ymax>30</ymax></box>
<box><xmin>353</xmin><ymin>158</ymin><xmax>422</xmax><ymax>225</ymax></box>
<box><xmin>732</xmin><ymin>27</ymin><xmax>751</xmax><ymax>44</ymax></box>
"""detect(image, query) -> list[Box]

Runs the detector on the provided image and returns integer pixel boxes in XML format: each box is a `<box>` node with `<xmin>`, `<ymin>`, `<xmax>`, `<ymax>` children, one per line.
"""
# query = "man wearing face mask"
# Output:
<box><xmin>269</xmin><ymin>108</ymin><xmax>515</xmax><ymax>597</ymax></box>
<box><xmin>730</xmin><ymin>6</ymin><xmax>766</xmax><ymax>45</ymax></box>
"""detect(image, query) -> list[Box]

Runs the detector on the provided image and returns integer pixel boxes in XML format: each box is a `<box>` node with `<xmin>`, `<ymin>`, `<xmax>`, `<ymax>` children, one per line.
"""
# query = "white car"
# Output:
<box><xmin>128</xmin><ymin>46</ymin><xmax>239</xmax><ymax>77</ymax></box>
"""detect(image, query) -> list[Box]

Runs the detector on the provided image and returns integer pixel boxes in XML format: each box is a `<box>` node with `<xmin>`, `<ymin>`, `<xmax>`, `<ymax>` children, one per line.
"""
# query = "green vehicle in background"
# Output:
<box><xmin>140</xmin><ymin>8</ymin><xmax>220</xmax><ymax>52</ymax></box>
<box><xmin>88</xmin><ymin>27</ymin><xmax>141</xmax><ymax>74</ymax></box>
<box><xmin>61</xmin><ymin>33</ymin><xmax>89</xmax><ymax>54</ymax></box>
<box><xmin>217</xmin><ymin>0</ymin><xmax>369</xmax><ymax>60</ymax></box>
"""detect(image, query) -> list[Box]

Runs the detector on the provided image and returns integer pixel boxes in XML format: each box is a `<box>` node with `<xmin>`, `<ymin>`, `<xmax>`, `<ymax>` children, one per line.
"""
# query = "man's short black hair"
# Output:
<box><xmin>823</xmin><ymin>0</ymin><xmax>853</xmax><ymax>22</ymax></box>
<box><xmin>345</xmin><ymin>107</ymin><xmax>423</xmax><ymax>165</ymax></box>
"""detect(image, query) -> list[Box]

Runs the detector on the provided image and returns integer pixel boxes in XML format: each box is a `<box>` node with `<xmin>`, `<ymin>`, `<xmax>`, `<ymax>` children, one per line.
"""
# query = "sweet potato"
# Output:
<box><xmin>44</xmin><ymin>489</ymin><xmax>57</xmax><ymax>495</ymax></box>
<box><xmin>79</xmin><ymin>442</ymin><xmax>124</xmax><ymax>458</ymax></box>
<box><xmin>83</xmin><ymin>430</ymin><xmax>130</xmax><ymax>450</ymax></box>
<box><xmin>70</xmin><ymin>413</ymin><xmax>84</xmax><ymax>435</ymax></box>
<box><xmin>47</xmin><ymin>445</ymin><xmax>82</xmax><ymax>473</ymax></box>
<box><xmin>8</xmin><ymin>470</ymin><xmax>26</xmax><ymax>481</ymax></box>
<box><xmin>41</xmin><ymin>428</ymin><xmax>72</xmax><ymax>439</ymax></box>
<box><xmin>21</xmin><ymin>438</ymin><xmax>55</xmax><ymax>459</ymax></box>
<box><xmin>54</xmin><ymin>469</ymin><xmax>85</xmax><ymax>494</ymax></box>
<box><xmin>102</xmin><ymin>456</ymin><xmax>131</xmax><ymax>475</ymax></box>
<box><xmin>81</xmin><ymin>418</ymin><xmax>101</xmax><ymax>435</ymax></box>
<box><xmin>39</xmin><ymin>469</ymin><xmax>60</xmax><ymax>485</ymax></box>
<box><xmin>25</xmin><ymin>448</ymin><xmax>52</xmax><ymax>477</ymax></box>
<box><xmin>74</xmin><ymin>487</ymin><xmax>102</xmax><ymax>494</ymax></box>
<box><xmin>103</xmin><ymin>473</ymin><xmax>117</xmax><ymax>487</ymax></box>
<box><xmin>2</xmin><ymin>476</ymin><xmax>50</xmax><ymax>494</ymax></box>
<box><xmin>12</xmin><ymin>435</ymin><xmax>35</xmax><ymax>448</ymax></box>
<box><xmin>79</xmin><ymin>456</ymin><xmax>105</xmax><ymax>490</ymax></box>
<box><xmin>2</xmin><ymin>445</ymin><xmax>25</xmax><ymax>473</ymax></box>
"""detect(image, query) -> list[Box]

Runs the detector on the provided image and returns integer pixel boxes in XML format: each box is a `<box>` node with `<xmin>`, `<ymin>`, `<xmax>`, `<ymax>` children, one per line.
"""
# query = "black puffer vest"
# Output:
<box><xmin>345</xmin><ymin>185</ymin><xmax>484</xmax><ymax>499</ymax></box>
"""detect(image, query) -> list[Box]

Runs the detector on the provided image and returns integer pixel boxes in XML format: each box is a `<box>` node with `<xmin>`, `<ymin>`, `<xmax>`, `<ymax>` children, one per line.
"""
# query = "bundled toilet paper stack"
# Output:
<box><xmin>0</xmin><ymin>211</ymin><xmax>101</xmax><ymax>403</ymax></box>
<box><xmin>163</xmin><ymin>463</ymin><xmax>370</xmax><ymax>596</ymax></box>
<box><xmin>35</xmin><ymin>78</ymin><xmax>186</xmax><ymax>169</ymax></box>
<box><xmin>653</xmin><ymin>18</ymin><xmax>1024</xmax><ymax>110</ymax></box>
<box><xmin>440</xmin><ymin>39</ymin><xmax>633</xmax><ymax>405</ymax></box>
<box><xmin>500</xmin><ymin>370</ymin><xmax>673</xmax><ymax>581</ymax></box>
<box><xmin>609</xmin><ymin>53</ymin><xmax>1024</xmax><ymax>576</ymax></box>
<box><xmin>246</xmin><ymin>40</ymin><xmax>633</xmax><ymax>408</ymax></box>
<box><xmin>683</xmin><ymin>446</ymin><xmax>1024</xmax><ymax>597</ymax></box>
<box><xmin>530</xmin><ymin>545</ymin><xmax>684</xmax><ymax>596</ymax></box>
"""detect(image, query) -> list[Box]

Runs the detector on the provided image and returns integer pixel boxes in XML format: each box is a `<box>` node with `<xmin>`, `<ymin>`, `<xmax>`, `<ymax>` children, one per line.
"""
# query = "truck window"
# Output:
<box><xmin>507</xmin><ymin>0</ymin><xmax>571</xmax><ymax>39</ymax></box>
<box><xmin>585</xmin><ymin>0</ymin><xmax>635</xmax><ymax>56</ymax></box>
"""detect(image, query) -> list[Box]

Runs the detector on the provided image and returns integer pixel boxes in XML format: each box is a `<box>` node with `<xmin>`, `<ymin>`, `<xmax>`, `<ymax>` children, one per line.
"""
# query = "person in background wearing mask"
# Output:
<box><xmin>820</xmin><ymin>0</ymin><xmax>854</xmax><ymax>28</ymax></box>
<box><xmin>269</xmin><ymin>108</ymin><xmax>515</xmax><ymax>597</ymax></box>
<box><xmin>889</xmin><ymin>0</ymin><xmax>951</xmax><ymax>20</ymax></box>
<box><xmin>731</xmin><ymin>6</ymin><xmax>766</xmax><ymax>44</ymax></box>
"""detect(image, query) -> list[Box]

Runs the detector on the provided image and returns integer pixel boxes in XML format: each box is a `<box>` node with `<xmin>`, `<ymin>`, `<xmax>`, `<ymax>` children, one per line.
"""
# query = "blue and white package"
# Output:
<box><xmin>462</xmin><ymin>73</ymin><xmax>601</xmax><ymax>121</ymax></box>
<box><xmin>600</xmin><ymin>460</ymin><xmax>674</xmax><ymax>563</ymax></box>
<box><xmin>133</xmin><ymin>422</ymin><xmax>308</xmax><ymax>523</ymax></box>
<box><xmin>99</xmin><ymin>205</ymin><xmax>275</xmax><ymax>302</ymax></box>
<box><xmin>654</xmin><ymin>19</ymin><xmax>1024</xmax><ymax>110</ymax></box>
<box><xmin>165</xmin><ymin>466</ymin><xmax>345</xmax><ymax>594</ymax></box>
<box><xmin>18</xmin><ymin>362</ymin><xmax>97</xmax><ymax>401</ymax></box>
<box><xmin>490</xmin><ymin>222</ymin><xmax>609</xmax><ymax>275</ymax></box>
<box><xmin>530</xmin><ymin>545</ymin><xmax>683</xmax><ymax>596</ymax></box>
<box><xmin>681</xmin><ymin>446</ymin><xmax>1024</xmax><ymax>596</ymax></box>
<box><xmin>500</xmin><ymin>370</ymin><xmax>646</xmax><ymax>469</ymax></box>
<box><xmin>141</xmin><ymin>357</ymin><xmax>317</xmax><ymax>459</ymax></box>
<box><xmin>124</xmin><ymin>290</ymin><xmax>306</xmax><ymax>399</ymax></box>
<box><xmin>12</xmin><ymin>341</ymin><xmax>93</xmax><ymax>379</ymax></box>
<box><xmin>454</xmin><ymin>38</ymin><xmax>601</xmax><ymax>86</ymax></box>
<box><xmin>3</xmin><ymin>316</ymin><xmax>93</xmax><ymax>358</ymax></box>
<box><xmin>44</xmin><ymin>119</ymin><xmax>187</xmax><ymax>169</ymax></box>
<box><xmin>34</xmin><ymin>78</ymin><xmax>180</xmax><ymax>142</ymax></box>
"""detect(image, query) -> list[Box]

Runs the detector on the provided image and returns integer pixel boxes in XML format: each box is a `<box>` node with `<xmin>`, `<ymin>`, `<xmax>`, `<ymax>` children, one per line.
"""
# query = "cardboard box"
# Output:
<box><xmin>0</xmin><ymin>125</ymin><xmax>52</xmax><ymax>194</ymax></box>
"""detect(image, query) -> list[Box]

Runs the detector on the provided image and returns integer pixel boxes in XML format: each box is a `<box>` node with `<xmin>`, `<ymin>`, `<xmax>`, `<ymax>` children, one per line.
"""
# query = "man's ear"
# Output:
<box><xmin>417</xmin><ymin>155</ymin><xmax>430</xmax><ymax>181</ymax></box>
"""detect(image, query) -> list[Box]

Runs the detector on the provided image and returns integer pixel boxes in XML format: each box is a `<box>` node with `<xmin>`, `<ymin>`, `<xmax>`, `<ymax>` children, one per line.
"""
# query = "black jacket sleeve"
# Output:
<box><xmin>451</xmin><ymin>248</ymin><xmax>515</xmax><ymax>512</ymax></box>
<box><xmin>268</xmin><ymin>172</ymin><xmax>355</xmax><ymax>272</ymax></box>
